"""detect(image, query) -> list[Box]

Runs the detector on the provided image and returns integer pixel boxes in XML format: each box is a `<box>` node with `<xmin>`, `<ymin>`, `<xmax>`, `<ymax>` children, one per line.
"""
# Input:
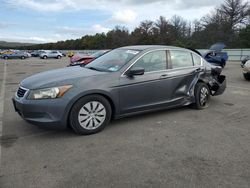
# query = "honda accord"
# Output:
<box><xmin>13</xmin><ymin>45</ymin><xmax>226</xmax><ymax>135</ymax></box>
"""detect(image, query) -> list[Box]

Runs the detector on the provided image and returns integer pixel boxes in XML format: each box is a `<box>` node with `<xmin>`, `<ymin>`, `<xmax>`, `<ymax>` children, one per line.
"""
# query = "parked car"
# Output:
<box><xmin>241</xmin><ymin>56</ymin><xmax>250</xmax><ymax>67</ymax></box>
<box><xmin>30</xmin><ymin>50</ymin><xmax>41</xmax><ymax>57</ymax></box>
<box><xmin>242</xmin><ymin>59</ymin><xmax>250</xmax><ymax>80</ymax></box>
<box><xmin>69</xmin><ymin>52</ymin><xmax>89</xmax><ymax>64</ymax></box>
<box><xmin>203</xmin><ymin>42</ymin><xmax>228</xmax><ymax>68</ymax></box>
<box><xmin>0</xmin><ymin>50</ymin><xmax>14</xmax><ymax>55</ymax></box>
<box><xmin>59</xmin><ymin>51</ymin><xmax>67</xmax><ymax>57</ymax></box>
<box><xmin>12</xmin><ymin>45</ymin><xmax>226</xmax><ymax>135</ymax></box>
<box><xmin>69</xmin><ymin>50</ymin><xmax>110</xmax><ymax>66</ymax></box>
<box><xmin>1</xmin><ymin>51</ymin><xmax>30</xmax><ymax>59</ymax></box>
<box><xmin>40</xmin><ymin>51</ymin><xmax>63</xmax><ymax>59</ymax></box>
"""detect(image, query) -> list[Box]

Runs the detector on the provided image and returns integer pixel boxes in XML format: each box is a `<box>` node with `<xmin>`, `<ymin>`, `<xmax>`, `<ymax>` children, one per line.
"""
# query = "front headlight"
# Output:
<box><xmin>28</xmin><ymin>85</ymin><xmax>72</xmax><ymax>100</ymax></box>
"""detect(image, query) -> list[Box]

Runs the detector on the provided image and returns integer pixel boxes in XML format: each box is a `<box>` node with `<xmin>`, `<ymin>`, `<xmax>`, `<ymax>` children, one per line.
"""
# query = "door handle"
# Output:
<box><xmin>195</xmin><ymin>68</ymin><xmax>202</xmax><ymax>72</ymax></box>
<box><xmin>160</xmin><ymin>74</ymin><xmax>168</xmax><ymax>79</ymax></box>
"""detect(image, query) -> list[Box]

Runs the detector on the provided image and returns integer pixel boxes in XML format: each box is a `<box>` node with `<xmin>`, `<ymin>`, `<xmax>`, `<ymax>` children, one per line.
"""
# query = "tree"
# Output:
<box><xmin>219</xmin><ymin>0</ymin><xmax>250</xmax><ymax>30</ymax></box>
<box><xmin>106</xmin><ymin>26</ymin><xmax>130</xmax><ymax>48</ymax></box>
<box><xmin>131</xmin><ymin>20</ymin><xmax>156</xmax><ymax>44</ymax></box>
<box><xmin>239</xmin><ymin>25</ymin><xmax>250</xmax><ymax>47</ymax></box>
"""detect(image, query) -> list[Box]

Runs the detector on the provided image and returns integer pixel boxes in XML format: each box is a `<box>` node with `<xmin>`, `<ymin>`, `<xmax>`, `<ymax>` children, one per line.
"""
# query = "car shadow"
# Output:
<box><xmin>108</xmin><ymin>106</ymin><xmax>190</xmax><ymax>128</ymax></box>
<box><xmin>20</xmin><ymin>106</ymin><xmax>192</xmax><ymax>139</ymax></box>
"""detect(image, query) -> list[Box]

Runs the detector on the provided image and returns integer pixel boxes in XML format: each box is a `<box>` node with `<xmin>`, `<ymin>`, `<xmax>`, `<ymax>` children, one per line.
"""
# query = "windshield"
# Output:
<box><xmin>85</xmin><ymin>49</ymin><xmax>141</xmax><ymax>72</ymax></box>
<box><xmin>91</xmin><ymin>50</ymin><xmax>108</xmax><ymax>58</ymax></box>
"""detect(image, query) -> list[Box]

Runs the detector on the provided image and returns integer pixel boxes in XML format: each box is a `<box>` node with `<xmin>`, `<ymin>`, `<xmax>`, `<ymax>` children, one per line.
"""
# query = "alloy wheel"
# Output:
<box><xmin>200</xmin><ymin>87</ymin><xmax>209</xmax><ymax>106</ymax></box>
<box><xmin>78</xmin><ymin>101</ymin><xmax>106</xmax><ymax>130</ymax></box>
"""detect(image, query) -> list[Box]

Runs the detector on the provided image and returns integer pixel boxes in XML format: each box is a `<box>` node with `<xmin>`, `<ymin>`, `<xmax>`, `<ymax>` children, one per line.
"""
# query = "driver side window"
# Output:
<box><xmin>133</xmin><ymin>50</ymin><xmax>167</xmax><ymax>72</ymax></box>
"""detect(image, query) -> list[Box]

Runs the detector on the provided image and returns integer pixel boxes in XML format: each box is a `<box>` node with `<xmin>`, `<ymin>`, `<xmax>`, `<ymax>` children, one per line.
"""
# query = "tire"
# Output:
<box><xmin>69</xmin><ymin>95</ymin><xmax>112</xmax><ymax>135</ymax></box>
<box><xmin>21</xmin><ymin>56</ymin><xmax>25</xmax><ymax>59</ymax></box>
<box><xmin>243</xmin><ymin>73</ymin><xmax>250</xmax><ymax>81</ymax></box>
<box><xmin>193</xmin><ymin>82</ymin><xmax>210</xmax><ymax>110</ymax></box>
<box><xmin>57</xmin><ymin>55</ymin><xmax>61</xmax><ymax>59</ymax></box>
<box><xmin>221</xmin><ymin>59</ymin><xmax>225</xmax><ymax>68</ymax></box>
<box><xmin>3</xmin><ymin>56</ymin><xmax>8</xmax><ymax>60</ymax></box>
<box><xmin>43</xmin><ymin>55</ymin><xmax>47</xmax><ymax>59</ymax></box>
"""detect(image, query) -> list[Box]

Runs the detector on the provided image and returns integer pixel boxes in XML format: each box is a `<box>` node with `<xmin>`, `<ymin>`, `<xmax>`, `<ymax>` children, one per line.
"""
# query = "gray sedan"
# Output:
<box><xmin>13</xmin><ymin>45</ymin><xmax>226</xmax><ymax>135</ymax></box>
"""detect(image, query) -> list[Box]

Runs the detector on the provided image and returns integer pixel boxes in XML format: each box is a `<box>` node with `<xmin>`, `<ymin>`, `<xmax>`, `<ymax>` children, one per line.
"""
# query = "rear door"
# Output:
<box><xmin>119</xmin><ymin>50</ymin><xmax>173</xmax><ymax>114</ymax></box>
<box><xmin>167</xmin><ymin>50</ymin><xmax>203</xmax><ymax>103</ymax></box>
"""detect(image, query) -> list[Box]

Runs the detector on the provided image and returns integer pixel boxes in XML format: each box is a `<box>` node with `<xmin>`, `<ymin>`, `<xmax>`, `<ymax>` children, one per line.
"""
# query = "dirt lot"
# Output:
<box><xmin>0</xmin><ymin>57</ymin><xmax>250</xmax><ymax>188</ymax></box>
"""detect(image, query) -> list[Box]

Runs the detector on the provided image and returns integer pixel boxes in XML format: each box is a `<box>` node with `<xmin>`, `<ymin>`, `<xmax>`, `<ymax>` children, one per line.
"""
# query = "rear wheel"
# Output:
<box><xmin>193</xmin><ymin>82</ymin><xmax>210</xmax><ymax>109</ymax></box>
<box><xmin>3</xmin><ymin>56</ymin><xmax>8</xmax><ymax>60</ymax></box>
<box><xmin>69</xmin><ymin>95</ymin><xmax>112</xmax><ymax>135</ymax></box>
<box><xmin>43</xmin><ymin>55</ymin><xmax>47</xmax><ymax>59</ymax></box>
<box><xmin>21</xmin><ymin>56</ymin><xmax>25</xmax><ymax>59</ymax></box>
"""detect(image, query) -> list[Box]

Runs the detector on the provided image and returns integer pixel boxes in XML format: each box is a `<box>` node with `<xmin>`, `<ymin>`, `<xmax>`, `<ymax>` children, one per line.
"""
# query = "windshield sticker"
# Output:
<box><xmin>126</xmin><ymin>50</ymin><xmax>139</xmax><ymax>55</ymax></box>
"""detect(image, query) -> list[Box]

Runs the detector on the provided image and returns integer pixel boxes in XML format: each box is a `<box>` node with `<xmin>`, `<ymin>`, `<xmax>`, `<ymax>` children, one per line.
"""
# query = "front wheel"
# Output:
<box><xmin>69</xmin><ymin>95</ymin><xmax>112</xmax><ymax>135</ymax></box>
<box><xmin>3</xmin><ymin>56</ymin><xmax>8</xmax><ymax>60</ymax></box>
<box><xmin>193</xmin><ymin>82</ymin><xmax>210</xmax><ymax>110</ymax></box>
<box><xmin>21</xmin><ymin>56</ymin><xmax>25</xmax><ymax>59</ymax></box>
<box><xmin>43</xmin><ymin>55</ymin><xmax>47</xmax><ymax>59</ymax></box>
<box><xmin>57</xmin><ymin>55</ymin><xmax>61</xmax><ymax>59</ymax></box>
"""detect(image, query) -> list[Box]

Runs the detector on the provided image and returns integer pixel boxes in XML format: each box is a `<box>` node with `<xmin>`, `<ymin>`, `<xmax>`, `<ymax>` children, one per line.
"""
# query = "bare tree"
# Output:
<box><xmin>219</xmin><ymin>0</ymin><xmax>250</xmax><ymax>30</ymax></box>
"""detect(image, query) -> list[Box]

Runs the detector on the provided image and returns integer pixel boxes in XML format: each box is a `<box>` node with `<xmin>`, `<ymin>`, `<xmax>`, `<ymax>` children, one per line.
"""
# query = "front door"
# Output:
<box><xmin>119</xmin><ymin>50</ymin><xmax>172</xmax><ymax>114</ymax></box>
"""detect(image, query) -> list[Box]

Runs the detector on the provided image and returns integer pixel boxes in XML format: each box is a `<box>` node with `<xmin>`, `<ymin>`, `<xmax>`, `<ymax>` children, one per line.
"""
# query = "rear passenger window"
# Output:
<box><xmin>170</xmin><ymin>50</ymin><xmax>193</xmax><ymax>68</ymax></box>
<box><xmin>192</xmin><ymin>54</ymin><xmax>202</xmax><ymax>66</ymax></box>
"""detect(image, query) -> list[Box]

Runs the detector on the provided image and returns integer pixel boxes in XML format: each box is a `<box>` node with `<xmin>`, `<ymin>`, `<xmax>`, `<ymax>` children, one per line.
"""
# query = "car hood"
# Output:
<box><xmin>209</xmin><ymin>42</ymin><xmax>226</xmax><ymax>52</ymax></box>
<box><xmin>21</xmin><ymin>66</ymin><xmax>106</xmax><ymax>89</ymax></box>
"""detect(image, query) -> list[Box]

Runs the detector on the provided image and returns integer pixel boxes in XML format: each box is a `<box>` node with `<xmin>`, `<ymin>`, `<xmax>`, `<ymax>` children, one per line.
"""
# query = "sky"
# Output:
<box><xmin>0</xmin><ymin>0</ymin><xmax>227</xmax><ymax>43</ymax></box>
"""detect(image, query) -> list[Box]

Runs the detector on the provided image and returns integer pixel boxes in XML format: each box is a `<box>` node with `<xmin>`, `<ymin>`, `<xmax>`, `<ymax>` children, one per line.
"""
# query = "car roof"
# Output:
<box><xmin>118</xmin><ymin>45</ymin><xmax>184</xmax><ymax>51</ymax></box>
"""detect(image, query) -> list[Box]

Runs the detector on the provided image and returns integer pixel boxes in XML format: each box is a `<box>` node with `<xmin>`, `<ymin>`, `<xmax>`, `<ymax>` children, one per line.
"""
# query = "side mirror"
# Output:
<box><xmin>126</xmin><ymin>67</ymin><xmax>145</xmax><ymax>77</ymax></box>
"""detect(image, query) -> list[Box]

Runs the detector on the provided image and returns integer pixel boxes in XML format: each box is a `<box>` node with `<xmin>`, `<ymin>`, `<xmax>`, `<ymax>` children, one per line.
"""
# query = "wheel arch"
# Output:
<box><xmin>196</xmin><ymin>78</ymin><xmax>212</xmax><ymax>94</ymax></box>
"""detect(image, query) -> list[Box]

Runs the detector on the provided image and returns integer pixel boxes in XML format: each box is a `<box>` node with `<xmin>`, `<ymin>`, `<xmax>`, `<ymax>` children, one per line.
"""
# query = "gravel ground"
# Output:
<box><xmin>0</xmin><ymin>57</ymin><xmax>250</xmax><ymax>188</ymax></box>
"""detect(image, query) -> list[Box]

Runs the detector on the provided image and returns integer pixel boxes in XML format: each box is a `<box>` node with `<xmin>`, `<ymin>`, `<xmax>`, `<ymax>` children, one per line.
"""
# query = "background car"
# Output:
<box><xmin>40</xmin><ymin>51</ymin><xmax>63</xmax><ymax>59</ymax></box>
<box><xmin>31</xmin><ymin>50</ymin><xmax>41</xmax><ymax>57</ymax></box>
<box><xmin>203</xmin><ymin>42</ymin><xmax>228</xmax><ymax>68</ymax></box>
<box><xmin>0</xmin><ymin>49</ymin><xmax>14</xmax><ymax>55</ymax></box>
<box><xmin>59</xmin><ymin>51</ymin><xmax>67</xmax><ymax>57</ymax></box>
<box><xmin>13</xmin><ymin>45</ymin><xmax>226</xmax><ymax>135</ymax></box>
<box><xmin>1</xmin><ymin>51</ymin><xmax>30</xmax><ymax>59</ymax></box>
<box><xmin>69</xmin><ymin>52</ymin><xmax>89</xmax><ymax>64</ymax></box>
<box><xmin>242</xmin><ymin>59</ymin><xmax>250</xmax><ymax>80</ymax></box>
<box><xmin>69</xmin><ymin>50</ymin><xmax>110</xmax><ymax>66</ymax></box>
<box><xmin>241</xmin><ymin>55</ymin><xmax>250</xmax><ymax>67</ymax></box>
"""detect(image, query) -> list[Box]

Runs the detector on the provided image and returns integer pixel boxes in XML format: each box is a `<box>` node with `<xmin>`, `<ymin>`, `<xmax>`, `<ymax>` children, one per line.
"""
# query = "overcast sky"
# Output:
<box><xmin>0</xmin><ymin>0</ymin><xmax>227</xmax><ymax>43</ymax></box>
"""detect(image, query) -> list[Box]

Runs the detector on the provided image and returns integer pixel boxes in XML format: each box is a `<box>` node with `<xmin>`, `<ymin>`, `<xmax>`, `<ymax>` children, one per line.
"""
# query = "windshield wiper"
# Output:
<box><xmin>87</xmin><ymin>66</ymin><xmax>100</xmax><ymax>71</ymax></box>
<box><xmin>86</xmin><ymin>66</ymin><xmax>111</xmax><ymax>72</ymax></box>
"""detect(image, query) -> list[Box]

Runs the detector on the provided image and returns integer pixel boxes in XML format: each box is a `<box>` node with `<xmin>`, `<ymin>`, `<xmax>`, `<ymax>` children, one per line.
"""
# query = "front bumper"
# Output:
<box><xmin>12</xmin><ymin>93</ymin><xmax>69</xmax><ymax>129</ymax></box>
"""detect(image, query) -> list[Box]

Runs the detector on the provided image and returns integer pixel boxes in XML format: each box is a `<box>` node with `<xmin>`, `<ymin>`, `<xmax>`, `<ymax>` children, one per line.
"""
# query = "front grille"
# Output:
<box><xmin>17</xmin><ymin>87</ymin><xmax>27</xmax><ymax>98</ymax></box>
